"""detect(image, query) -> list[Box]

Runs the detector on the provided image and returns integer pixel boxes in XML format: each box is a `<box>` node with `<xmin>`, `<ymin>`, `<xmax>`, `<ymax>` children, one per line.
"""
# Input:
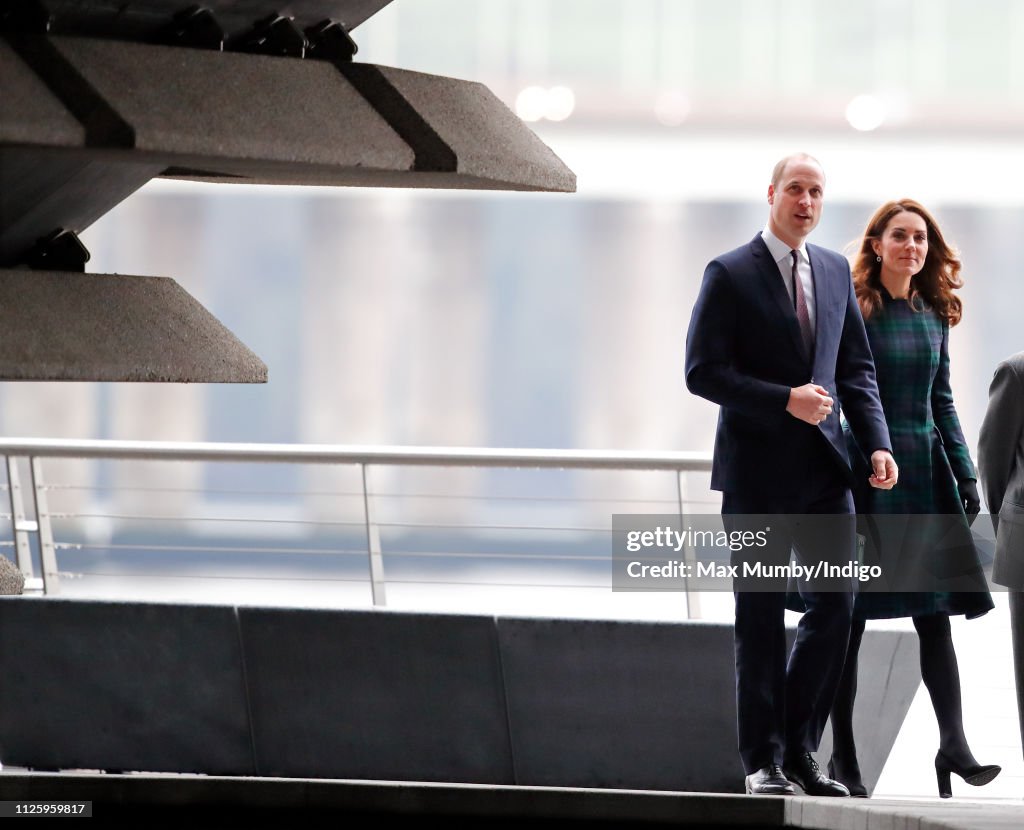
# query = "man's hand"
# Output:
<box><xmin>868</xmin><ymin>450</ymin><xmax>898</xmax><ymax>490</ymax></box>
<box><xmin>958</xmin><ymin>479</ymin><xmax>981</xmax><ymax>526</ymax></box>
<box><xmin>787</xmin><ymin>384</ymin><xmax>833</xmax><ymax>425</ymax></box>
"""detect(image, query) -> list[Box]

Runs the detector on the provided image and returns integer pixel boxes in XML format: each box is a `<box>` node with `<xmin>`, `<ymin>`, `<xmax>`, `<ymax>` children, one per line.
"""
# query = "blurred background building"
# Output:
<box><xmin>4</xmin><ymin>0</ymin><xmax>1023</xmax><ymax>460</ymax></box>
<box><xmin>2</xmin><ymin>0</ymin><xmax>1023</xmax><ymax>799</ymax></box>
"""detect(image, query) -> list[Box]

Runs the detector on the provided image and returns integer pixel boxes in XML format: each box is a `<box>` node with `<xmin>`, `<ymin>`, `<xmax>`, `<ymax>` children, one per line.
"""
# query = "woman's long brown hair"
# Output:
<box><xmin>850</xmin><ymin>199</ymin><xmax>963</xmax><ymax>325</ymax></box>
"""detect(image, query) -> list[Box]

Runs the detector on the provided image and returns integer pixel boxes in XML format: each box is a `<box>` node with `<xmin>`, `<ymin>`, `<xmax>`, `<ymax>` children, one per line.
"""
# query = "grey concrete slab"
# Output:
<box><xmin>847</xmin><ymin>803</ymin><xmax>897</xmax><ymax>830</ymax></box>
<box><xmin>498</xmin><ymin>617</ymin><xmax>918</xmax><ymax>794</ymax></box>
<box><xmin>785</xmin><ymin>797</ymin><xmax>1024</xmax><ymax>830</ymax></box>
<box><xmin>497</xmin><ymin>617</ymin><xmax>743</xmax><ymax>792</ymax></box>
<box><xmin>51</xmin><ymin>36</ymin><xmax>413</xmax><ymax>172</ymax></box>
<box><xmin>0</xmin><ymin>38</ymin><xmax>83</xmax><ymax>147</ymax></box>
<box><xmin>0</xmin><ymin>268</ymin><xmax>267</xmax><ymax>382</ymax></box>
<box><xmin>12</xmin><ymin>37</ymin><xmax>575</xmax><ymax>193</ymax></box>
<box><xmin>238</xmin><ymin>607</ymin><xmax>514</xmax><ymax>783</ymax></box>
<box><xmin>357</xmin><ymin>65</ymin><xmax>577</xmax><ymax>193</ymax></box>
<box><xmin>2</xmin><ymin>30</ymin><xmax>575</xmax><ymax>266</ymax></box>
<box><xmin>0</xmin><ymin>598</ymin><xmax>254</xmax><ymax>775</ymax></box>
<box><xmin>799</xmin><ymin>797</ymin><xmax>832</xmax><ymax>829</ymax></box>
<box><xmin>0</xmin><ymin>598</ymin><xmax>921</xmax><ymax>801</ymax></box>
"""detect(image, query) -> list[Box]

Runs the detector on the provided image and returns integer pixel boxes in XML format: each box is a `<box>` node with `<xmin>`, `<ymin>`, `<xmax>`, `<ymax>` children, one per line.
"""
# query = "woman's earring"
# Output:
<box><xmin>876</xmin><ymin>255</ymin><xmax>882</xmax><ymax>262</ymax></box>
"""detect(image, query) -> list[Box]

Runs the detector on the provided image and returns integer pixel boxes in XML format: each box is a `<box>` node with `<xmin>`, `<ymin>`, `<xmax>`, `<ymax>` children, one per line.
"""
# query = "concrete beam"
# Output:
<box><xmin>340</xmin><ymin>64</ymin><xmax>577</xmax><ymax>192</ymax></box>
<box><xmin>9</xmin><ymin>1</ymin><xmax>395</xmax><ymax>43</ymax></box>
<box><xmin>49</xmin><ymin>35</ymin><xmax>415</xmax><ymax>175</ymax></box>
<box><xmin>0</xmin><ymin>38</ymin><xmax>83</xmax><ymax>147</ymax></box>
<box><xmin>0</xmin><ymin>269</ymin><xmax>267</xmax><ymax>382</ymax></box>
<box><xmin>0</xmin><ymin>20</ymin><xmax>575</xmax><ymax>382</ymax></box>
<box><xmin>0</xmin><ymin>33</ymin><xmax>575</xmax><ymax>266</ymax></box>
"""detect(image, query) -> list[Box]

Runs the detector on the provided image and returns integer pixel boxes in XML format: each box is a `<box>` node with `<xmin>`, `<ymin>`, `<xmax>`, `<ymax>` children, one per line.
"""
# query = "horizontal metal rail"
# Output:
<box><xmin>0</xmin><ymin>438</ymin><xmax>712</xmax><ymax>471</ymax></box>
<box><xmin>1</xmin><ymin>439</ymin><xmax>714</xmax><ymax>616</ymax></box>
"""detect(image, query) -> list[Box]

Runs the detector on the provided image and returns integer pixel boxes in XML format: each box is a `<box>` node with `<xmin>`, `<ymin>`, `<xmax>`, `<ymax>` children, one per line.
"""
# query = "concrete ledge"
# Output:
<box><xmin>0</xmin><ymin>269</ymin><xmax>267</xmax><ymax>382</ymax></box>
<box><xmin>3</xmin><ymin>35</ymin><xmax>575</xmax><ymax>193</ymax></box>
<box><xmin>0</xmin><ymin>773</ymin><xmax>786</xmax><ymax>825</ymax></box>
<box><xmin>0</xmin><ymin>599</ymin><xmax>919</xmax><ymax>794</ymax></box>
<box><xmin>0</xmin><ymin>599</ymin><xmax>254</xmax><ymax>775</ymax></box>
<box><xmin>342</xmin><ymin>64</ymin><xmax>577</xmax><ymax>192</ymax></box>
<box><xmin>1</xmin><ymin>773</ymin><xmax>1020</xmax><ymax>828</ymax></box>
<box><xmin>784</xmin><ymin>796</ymin><xmax>1024</xmax><ymax>830</ymax></box>
<box><xmin>0</xmin><ymin>29</ymin><xmax>575</xmax><ymax>273</ymax></box>
<box><xmin>239</xmin><ymin>607</ymin><xmax>514</xmax><ymax>783</ymax></box>
<box><xmin>498</xmin><ymin>619</ymin><xmax>917</xmax><ymax>795</ymax></box>
<box><xmin>498</xmin><ymin>617</ymin><xmax>740</xmax><ymax>792</ymax></box>
<box><xmin>50</xmin><ymin>36</ymin><xmax>412</xmax><ymax>172</ymax></box>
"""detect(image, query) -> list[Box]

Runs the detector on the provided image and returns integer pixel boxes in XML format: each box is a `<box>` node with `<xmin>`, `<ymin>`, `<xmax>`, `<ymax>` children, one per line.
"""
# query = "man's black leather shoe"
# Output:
<box><xmin>783</xmin><ymin>753</ymin><xmax>850</xmax><ymax>797</ymax></box>
<box><xmin>744</xmin><ymin>764</ymin><xmax>796</xmax><ymax>795</ymax></box>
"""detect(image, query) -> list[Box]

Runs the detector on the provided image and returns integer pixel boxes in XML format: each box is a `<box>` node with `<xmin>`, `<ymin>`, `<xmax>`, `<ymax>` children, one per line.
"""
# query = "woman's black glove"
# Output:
<box><xmin>959</xmin><ymin>479</ymin><xmax>981</xmax><ymax>526</ymax></box>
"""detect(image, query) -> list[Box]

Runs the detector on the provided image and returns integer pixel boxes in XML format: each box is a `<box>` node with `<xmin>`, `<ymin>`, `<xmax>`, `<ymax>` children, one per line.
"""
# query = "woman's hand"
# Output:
<box><xmin>869</xmin><ymin>450</ymin><xmax>898</xmax><ymax>490</ymax></box>
<box><xmin>958</xmin><ymin>479</ymin><xmax>981</xmax><ymax>526</ymax></box>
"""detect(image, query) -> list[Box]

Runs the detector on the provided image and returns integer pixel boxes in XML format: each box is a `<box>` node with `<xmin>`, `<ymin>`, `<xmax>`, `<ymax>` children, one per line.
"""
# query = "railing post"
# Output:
<box><xmin>677</xmin><ymin>469</ymin><xmax>701</xmax><ymax>620</ymax></box>
<box><xmin>6</xmin><ymin>456</ymin><xmax>36</xmax><ymax>576</ymax></box>
<box><xmin>30</xmin><ymin>457</ymin><xmax>61</xmax><ymax>595</ymax></box>
<box><xmin>361</xmin><ymin>463</ymin><xmax>387</xmax><ymax>606</ymax></box>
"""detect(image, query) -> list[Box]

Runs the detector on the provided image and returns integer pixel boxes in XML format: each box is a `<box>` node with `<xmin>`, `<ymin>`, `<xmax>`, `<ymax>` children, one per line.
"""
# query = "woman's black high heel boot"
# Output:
<box><xmin>829</xmin><ymin>619</ymin><xmax>868</xmax><ymax>797</ymax></box>
<box><xmin>915</xmin><ymin>614</ymin><xmax>1002</xmax><ymax>798</ymax></box>
<box><xmin>934</xmin><ymin>750</ymin><xmax>1001</xmax><ymax>798</ymax></box>
<box><xmin>827</xmin><ymin>758</ymin><xmax>867</xmax><ymax>798</ymax></box>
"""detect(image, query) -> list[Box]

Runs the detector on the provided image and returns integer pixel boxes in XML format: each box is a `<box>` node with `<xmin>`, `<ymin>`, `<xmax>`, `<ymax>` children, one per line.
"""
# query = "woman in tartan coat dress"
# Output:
<box><xmin>827</xmin><ymin>200</ymin><xmax>1000</xmax><ymax>798</ymax></box>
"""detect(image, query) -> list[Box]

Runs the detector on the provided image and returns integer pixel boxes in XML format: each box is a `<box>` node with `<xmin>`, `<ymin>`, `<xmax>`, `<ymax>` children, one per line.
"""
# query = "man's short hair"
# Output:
<box><xmin>771</xmin><ymin>153</ymin><xmax>824</xmax><ymax>189</ymax></box>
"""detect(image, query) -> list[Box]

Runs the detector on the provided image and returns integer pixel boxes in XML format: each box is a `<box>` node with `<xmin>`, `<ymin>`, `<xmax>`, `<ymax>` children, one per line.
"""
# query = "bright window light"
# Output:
<box><xmin>846</xmin><ymin>94</ymin><xmax>886</xmax><ymax>131</ymax></box>
<box><xmin>515</xmin><ymin>86</ymin><xmax>548</xmax><ymax>122</ymax></box>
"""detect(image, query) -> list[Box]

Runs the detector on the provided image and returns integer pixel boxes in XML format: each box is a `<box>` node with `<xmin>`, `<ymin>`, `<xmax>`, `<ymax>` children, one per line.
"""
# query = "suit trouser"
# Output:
<box><xmin>723</xmin><ymin>477</ymin><xmax>856</xmax><ymax>775</ymax></box>
<box><xmin>1011</xmin><ymin>590</ymin><xmax>1024</xmax><ymax>760</ymax></box>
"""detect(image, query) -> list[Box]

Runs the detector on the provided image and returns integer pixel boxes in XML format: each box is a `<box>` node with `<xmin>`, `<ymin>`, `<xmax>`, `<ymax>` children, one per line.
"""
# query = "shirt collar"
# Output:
<box><xmin>761</xmin><ymin>224</ymin><xmax>808</xmax><ymax>265</ymax></box>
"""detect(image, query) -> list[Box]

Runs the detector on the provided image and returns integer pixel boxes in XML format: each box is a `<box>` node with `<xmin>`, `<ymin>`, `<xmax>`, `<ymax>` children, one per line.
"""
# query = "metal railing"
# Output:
<box><xmin>0</xmin><ymin>438</ymin><xmax>715</xmax><ymax>618</ymax></box>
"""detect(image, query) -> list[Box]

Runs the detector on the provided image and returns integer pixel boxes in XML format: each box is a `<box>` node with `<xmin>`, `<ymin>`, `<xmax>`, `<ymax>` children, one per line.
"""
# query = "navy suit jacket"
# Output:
<box><xmin>685</xmin><ymin>233</ymin><xmax>890</xmax><ymax>495</ymax></box>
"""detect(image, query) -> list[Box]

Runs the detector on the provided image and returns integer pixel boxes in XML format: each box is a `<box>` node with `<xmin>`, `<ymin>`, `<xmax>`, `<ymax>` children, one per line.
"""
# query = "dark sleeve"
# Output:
<box><xmin>978</xmin><ymin>359</ymin><xmax>1024</xmax><ymax>516</ymax></box>
<box><xmin>931</xmin><ymin>320</ymin><xmax>976</xmax><ymax>482</ymax></box>
<box><xmin>833</xmin><ymin>268</ymin><xmax>891</xmax><ymax>455</ymax></box>
<box><xmin>684</xmin><ymin>259</ymin><xmax>791</xmax><ymax>417</ymax></box>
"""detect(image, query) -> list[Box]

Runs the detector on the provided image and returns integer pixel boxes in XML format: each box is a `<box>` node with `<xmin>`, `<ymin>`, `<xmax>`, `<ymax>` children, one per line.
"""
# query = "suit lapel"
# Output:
<box><xmin>750</xmin><ymin>235</ymin><xmax>808</xmax><ymax>361</ymax></box>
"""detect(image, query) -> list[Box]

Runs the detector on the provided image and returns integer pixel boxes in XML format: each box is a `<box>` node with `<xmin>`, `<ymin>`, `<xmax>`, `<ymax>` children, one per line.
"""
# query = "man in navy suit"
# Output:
<box><xmin>685</xmin><ymin>153</ymin><xmax>897</xmax><ymax>796</ymax></box>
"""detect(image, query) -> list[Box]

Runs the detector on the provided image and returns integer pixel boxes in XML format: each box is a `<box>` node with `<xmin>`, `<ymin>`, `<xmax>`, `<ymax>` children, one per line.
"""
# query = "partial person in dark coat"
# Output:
<box><xmin>978</xmin><ymin>351</ymin><xmax>1024</xmax><ymax>761</ymax></box>
<box><xmin>825</xmin><ymin>199</ymin><xmax>999</xmax><ymax>799</ymax></box>
<box><xmin>685</xmin><ymin>152</ymin><xmax>896</xmax><ymax>797</ymax></box>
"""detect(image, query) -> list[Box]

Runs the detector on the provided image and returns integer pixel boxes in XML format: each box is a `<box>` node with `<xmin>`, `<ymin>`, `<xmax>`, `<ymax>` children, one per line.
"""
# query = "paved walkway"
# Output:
<box><xmin>1</xmin><ymin>772</ymin><xmax>1021</xmax><ymax>827</ymax></box>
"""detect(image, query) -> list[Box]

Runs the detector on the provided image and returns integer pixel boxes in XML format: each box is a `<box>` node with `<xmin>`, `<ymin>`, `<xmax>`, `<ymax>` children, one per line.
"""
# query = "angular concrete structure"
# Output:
<box><xmin>0</xmin><ymin>269</ymin><xmax>267</xmax><ymax>382</ymax></box>
<box><xmin>0</xmin><ymin>599</ymin><xmax>917</xmax><ymax>796</ymax></box>
<box><xmin>0</xmin><ymin>1</ymin><xmax>576</xmax><ymax>381</ymax></box>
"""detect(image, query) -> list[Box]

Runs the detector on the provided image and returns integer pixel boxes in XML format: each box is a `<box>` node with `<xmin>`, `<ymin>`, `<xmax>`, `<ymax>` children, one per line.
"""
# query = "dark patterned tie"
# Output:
<box><xmin>791</xmin><ymin>249</ymin><xmax>814</xmax><ymax>355</ymax></box>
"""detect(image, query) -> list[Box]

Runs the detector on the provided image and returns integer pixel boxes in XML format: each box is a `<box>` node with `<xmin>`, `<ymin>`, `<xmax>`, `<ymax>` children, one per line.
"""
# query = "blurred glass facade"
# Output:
<box><xmin>1</xmin><ymin>0</ymin><xmax>1023</xmax><ymax>504</ymax></box>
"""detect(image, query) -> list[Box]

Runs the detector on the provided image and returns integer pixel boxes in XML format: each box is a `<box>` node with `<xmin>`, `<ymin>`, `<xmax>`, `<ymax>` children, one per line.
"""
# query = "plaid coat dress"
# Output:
<box><xmin>844</xmin><ymin>290</ymin><xmax>993</xmax><ymax>619</ymax></box>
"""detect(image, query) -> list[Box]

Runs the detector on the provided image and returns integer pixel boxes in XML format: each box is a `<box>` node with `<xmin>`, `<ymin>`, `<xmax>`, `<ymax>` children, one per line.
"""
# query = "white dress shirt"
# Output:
<box><xmin>761</xmin><ymin>224</ymin><xmax>816</xmax><ymax>332</ymax></box>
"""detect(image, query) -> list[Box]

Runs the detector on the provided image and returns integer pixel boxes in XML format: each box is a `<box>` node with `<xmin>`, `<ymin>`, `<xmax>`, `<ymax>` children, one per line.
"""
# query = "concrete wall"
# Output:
<box><xmin>0</xmin><ymin>598</ymin><xmax>918</xmax><ymax>793</ymax></box>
